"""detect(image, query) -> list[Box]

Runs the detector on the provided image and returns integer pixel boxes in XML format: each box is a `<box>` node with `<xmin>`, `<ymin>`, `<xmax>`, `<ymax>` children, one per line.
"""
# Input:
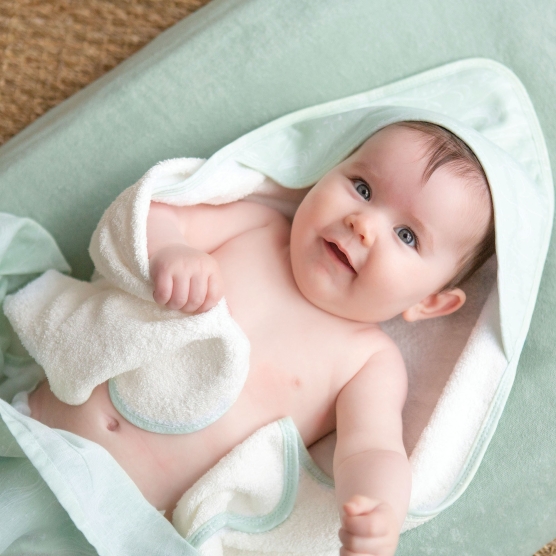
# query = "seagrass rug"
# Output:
<box><xmin>0</xmin><ymin>0</ymin><xmax>211</xmax><ymax>145</ymax></box>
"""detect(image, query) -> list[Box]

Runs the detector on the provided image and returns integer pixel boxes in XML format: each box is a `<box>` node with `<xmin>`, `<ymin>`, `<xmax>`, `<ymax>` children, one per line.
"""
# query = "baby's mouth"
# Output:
<box><xmin>325</xmin><ymin>241</ymin><xmax>356</xmax><ymax>273</ymax></box>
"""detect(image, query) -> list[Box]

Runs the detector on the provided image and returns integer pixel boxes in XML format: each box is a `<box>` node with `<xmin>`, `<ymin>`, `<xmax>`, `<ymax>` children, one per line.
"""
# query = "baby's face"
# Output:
<box><xmin>289</xmin><ymin>125</ymin><xmax>490</xmax><ymax>323</ymax></box>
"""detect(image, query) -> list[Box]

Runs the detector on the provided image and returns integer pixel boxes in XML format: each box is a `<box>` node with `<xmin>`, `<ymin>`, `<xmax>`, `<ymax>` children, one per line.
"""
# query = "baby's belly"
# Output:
<box><xmin>29</xmin><ymin>378</ymin><xmax>334</xmax><ymax>519</ymax></box>
<box><xmin>30</xmin><ymin>381</ymin><xmax>207</xmax><ymax>515</ymax></box>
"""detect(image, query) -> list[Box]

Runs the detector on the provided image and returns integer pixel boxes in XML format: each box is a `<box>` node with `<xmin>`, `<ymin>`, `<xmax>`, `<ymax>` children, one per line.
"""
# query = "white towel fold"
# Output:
<box><xmin>2</xmin><ymin>159</ymin><xmax>267</xmax><ymax>433</ymax></box>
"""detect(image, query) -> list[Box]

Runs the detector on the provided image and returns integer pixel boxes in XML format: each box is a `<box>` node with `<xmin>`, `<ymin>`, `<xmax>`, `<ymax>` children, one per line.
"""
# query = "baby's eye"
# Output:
<box><xmin>395</xmin><ymin>227</ymin><xmax>417</xmax><ymax>248</ymax></box>
<box><xmin>353</xmin><ymin>179</ymin><xmax>371</xmax><ymax>201</ymax></box>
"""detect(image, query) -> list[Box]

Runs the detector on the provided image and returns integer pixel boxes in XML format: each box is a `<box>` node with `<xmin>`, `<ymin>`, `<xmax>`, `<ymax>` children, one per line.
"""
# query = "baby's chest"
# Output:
<box><xmin>213</xmin><ymin>225</ymin><xmax>346</xmax><ymax>368</ymax></box>
<box><xmin>211</xmin><ymin>221</ymin><xmax>293</xmax><ymax>314</ymax></box>
<box><xmin>211</xmin><ymin>227</ymin><xmax>367</xmax><ymax>434</ymax></box>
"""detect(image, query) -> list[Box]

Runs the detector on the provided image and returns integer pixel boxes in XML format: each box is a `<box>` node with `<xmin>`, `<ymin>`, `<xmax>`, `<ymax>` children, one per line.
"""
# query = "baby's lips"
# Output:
<box><xmin>327</xmin><ymin>239</ymin><xmax>357</xmax><ymax>273</ymax></box>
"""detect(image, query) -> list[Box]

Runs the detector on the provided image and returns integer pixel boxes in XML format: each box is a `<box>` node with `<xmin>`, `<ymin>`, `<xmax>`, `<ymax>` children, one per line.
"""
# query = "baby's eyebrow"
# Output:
<box><xmin>351</xmin><ymin>160</ymin><xmax>378</xmax><ymax>180</ymax></box>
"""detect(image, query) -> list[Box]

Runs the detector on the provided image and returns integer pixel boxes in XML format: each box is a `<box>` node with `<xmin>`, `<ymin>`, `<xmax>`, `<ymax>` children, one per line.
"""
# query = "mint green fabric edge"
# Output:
<box><xmin>0</xmin><ymin>399</ymin><xmax>199</xmax><ymax>556</ymax></box>
<box><xmin>0</xmin><ymin>213</ymin><xmax>70</xmax><ymax>401</ymax></box>
<box><xmin>0</xmin><ymin>0</ymin><xmax>553</xmax><ymax>552</ymax></box>
<box><xmin>108</xmin><ymin>378</ymin><xmax>229</xmax><ymax>435</ymax></box>
<box><xmin>153</xmin><ymin>57</ymin><xmax>553</xmax><ymax>367</ymax></box>
<box><xmin>0</xmin><ymin>456</ymin><xmax>96</xmax><ymax>556</ymax></box>
<box><xmin>186</xmin><ymin>417</ymin><xmax>299</xmax><ymax>548</ymax></box>
<box><xmin>408</xmin><ymin>357</ymin><xmax>518</xmax><ymax>520</ymax></box>
<box><xmin>417</xmin><ymin>60</ymin><xmax>554</xmax><ymax>517</ymax></box>
<box><xmin>0</xmin><ymin>404</ymin><xmax>115</xmax><ymax>556</ymax></box>
<box><xmin>154</xmin><ymin>58</ymin><xmax>538</xmax><ymax>194</ymax></box>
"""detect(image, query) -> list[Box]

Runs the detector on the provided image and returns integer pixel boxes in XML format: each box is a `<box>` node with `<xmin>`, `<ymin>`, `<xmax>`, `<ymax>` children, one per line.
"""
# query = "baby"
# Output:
<box><xmin>29</xmin><ymin>121</ymin><xmax>494</xmax><ymax>556</ymax></box>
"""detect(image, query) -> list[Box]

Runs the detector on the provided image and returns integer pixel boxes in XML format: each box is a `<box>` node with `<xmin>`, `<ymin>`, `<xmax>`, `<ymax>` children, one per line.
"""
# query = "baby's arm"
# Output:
<box><xmin>147</xmin><ymin>201</ymin><xmax>278</xmax><ymax>313</ymax></box>
<box><xmin>334</xmin><ymin>340</ymin><xmax>410</xmax><ymax>556</ymax></box>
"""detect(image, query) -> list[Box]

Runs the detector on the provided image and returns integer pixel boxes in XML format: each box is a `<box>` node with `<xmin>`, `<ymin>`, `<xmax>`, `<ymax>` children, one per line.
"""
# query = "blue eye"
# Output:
<box><xmin>354</xmin><ymin>180</ymin><xmax>371</xmax><ymax>201</ymax></box>
<box><xmin>395</xmin><ymin>227</ymin><xmax>417</xmax><ymax>248</ymax></box>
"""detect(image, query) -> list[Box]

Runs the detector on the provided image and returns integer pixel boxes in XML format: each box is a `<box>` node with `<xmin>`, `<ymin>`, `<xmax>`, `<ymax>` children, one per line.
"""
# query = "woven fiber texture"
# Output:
<box><xmin>0</xmin><ymin>1</ymin><xmax>554</xmax><ymax>555</ymax></box>
<box><xmin>0</xmin><ymin>0</ymin><xmax>211</xmax><ymax>146</ymax></box>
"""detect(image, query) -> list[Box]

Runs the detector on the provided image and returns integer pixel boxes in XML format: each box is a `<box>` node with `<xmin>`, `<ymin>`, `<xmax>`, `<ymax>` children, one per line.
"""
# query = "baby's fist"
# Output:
<box><xmin>338</xmin><ymin>496</ymin><xmax>399</xmax><ymax>556</ymax></box>
<box><xmin>149</xmin><ymin>244</ymin><xmax>223</xmax><ymax>314</ymax></box>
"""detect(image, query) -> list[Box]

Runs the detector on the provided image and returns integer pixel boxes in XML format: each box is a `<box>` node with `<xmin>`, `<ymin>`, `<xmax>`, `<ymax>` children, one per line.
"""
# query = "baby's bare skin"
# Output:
<box><xmin>29</xmin><ymin>125</ymin><xmax>491</xmax><ymax>555</ymax></box>
<box><xmin>30</xmin><ymin>209</ymin><xmax>385</xmax><ymax>516</ymax></box>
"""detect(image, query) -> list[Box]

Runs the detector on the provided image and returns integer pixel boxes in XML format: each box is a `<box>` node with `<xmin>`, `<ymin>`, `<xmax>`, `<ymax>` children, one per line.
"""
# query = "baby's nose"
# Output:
<box><xmin>345</xmin><ymin>213</ymin><xmax>375</xmax><ymax>246</ymax></box>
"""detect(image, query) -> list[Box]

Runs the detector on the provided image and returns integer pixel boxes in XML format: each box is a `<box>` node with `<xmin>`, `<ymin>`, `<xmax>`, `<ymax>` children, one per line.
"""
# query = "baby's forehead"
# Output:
<box><xmin>355</xmin><ymin>122</ymin><xmax>489</xmax><ymax>191</ymax></box>
<box><xmin>347</xmin><ymin>125</ymin><xmax>432</xmax><ymax>170</ymax></box>
<box><xmin>352</xmin><ymin>124</ymin><xmax>491</xmax><ymax>241</ymax></box>
<box><xmin>354</xmin><ymin>124</ymin><xmax>440</xmax><ymax>160</ymax></box>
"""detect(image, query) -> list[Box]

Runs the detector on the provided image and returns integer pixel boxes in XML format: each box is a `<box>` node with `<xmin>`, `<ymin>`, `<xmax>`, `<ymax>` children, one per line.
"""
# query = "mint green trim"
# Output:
<box><xmin>108</xmin><ymin>379</ymin><xmax>230</xmax><ymax>434</ymax></box>
<box><xmin>401</xmin><ymin>60</ymin><xmax>553</xmax><ymax>521</ymax></box>
<box><xmin>186</xmin><ymin>417</ymin><xmax>300</xmax><ymax>549</ymax></box>
<box><xmin>0</xmin><ymin>399</ymin><xmax>201</xmax><ymax>556</ymax></box>
<box><xmin>155</xmin><ymin>58</ymin><xmax>550</xmax><ymax>196</ymax></box>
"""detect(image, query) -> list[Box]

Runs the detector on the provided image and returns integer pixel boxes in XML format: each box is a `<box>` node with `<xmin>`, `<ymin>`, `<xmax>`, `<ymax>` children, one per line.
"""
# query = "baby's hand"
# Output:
<box><xmin>338</xmin><ymin>495</ymin><xmax>399</xmax><ymax>556</ymax></box>
<box><xmin>149</xmin><ymin>244</ymin><xmax>224</xmax><ymax>314</ymax></box>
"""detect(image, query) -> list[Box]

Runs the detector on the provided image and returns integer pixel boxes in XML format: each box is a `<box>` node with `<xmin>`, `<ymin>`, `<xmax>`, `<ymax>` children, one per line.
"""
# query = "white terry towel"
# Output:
<box><xmin>2</xmin><ymin>158</ymin><xmax>259</xmax><ymax>434</ymax></box>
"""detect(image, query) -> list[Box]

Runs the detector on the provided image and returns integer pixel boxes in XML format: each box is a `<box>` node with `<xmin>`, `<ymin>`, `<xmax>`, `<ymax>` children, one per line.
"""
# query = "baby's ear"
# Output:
<box><xmin>402</xmin><ymin>288</ymin><xmax>466</xmax><ymax>322</ymax></box>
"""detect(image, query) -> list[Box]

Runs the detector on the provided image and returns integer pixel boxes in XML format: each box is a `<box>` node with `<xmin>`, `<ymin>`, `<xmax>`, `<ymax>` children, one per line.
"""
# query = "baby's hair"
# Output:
<box><xmin>393</xmin><ymin>121</ymin><xmax>496</xmax><ymax>291</ymax></box>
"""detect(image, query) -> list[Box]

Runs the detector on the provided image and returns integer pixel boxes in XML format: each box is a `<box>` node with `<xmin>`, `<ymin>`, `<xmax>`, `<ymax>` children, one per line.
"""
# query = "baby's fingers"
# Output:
<box><xmin>339</xmin><ymin>526</ymin><xmax>395</xmax><ymax>556</ymax></box>
<box><xmin>165</xmin><ymin>274</ymin><xmax>191</xmax><ymax>311</ymax></box>
<box><xmin>195</xmin><ymin>272</ymin><xmax>224</xmax><ymax>314</ymax></box>
<box><xmin>181</xmin><ymin>272</ymin><xmax>208</xmax><ymax>313</ymax></box>
<box><xmin>152</xmin><ymin>271</ymin><xmax>175</xmax><ymax>306</ymax></box>
<box><xmin>343</xmin><ymin>500</ymin><xmax>396</xmax><ymax>539</ymax></box>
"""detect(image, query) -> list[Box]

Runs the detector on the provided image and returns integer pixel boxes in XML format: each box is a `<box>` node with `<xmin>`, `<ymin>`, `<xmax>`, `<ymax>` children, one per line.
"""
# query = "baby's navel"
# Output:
<box><xmin>106</xmin><ymin>417</ymin><xmax>120</xmax><ymax>432</ymax></box>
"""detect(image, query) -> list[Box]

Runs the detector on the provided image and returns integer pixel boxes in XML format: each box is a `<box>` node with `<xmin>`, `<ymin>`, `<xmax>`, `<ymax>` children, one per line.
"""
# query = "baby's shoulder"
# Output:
<box><xmin>334</xmin><ymin>324</ymin><xmax>405</xmax><ymax>385</ymax></box>
<box><xmin>156</xmin><ymin>199</ymin><xmax>290</xmax><ymax>253</ymax></box>
<box><xmin>212</xmin><ymin>199</ymin><xmax>291</xmax><ymax>239</ymax></box>
<box><xmin>351</xmin><ymin>325</ymin><xmax>407</xmax><ymax>382</ymax></box>
<box><xmin>337</xmin><ymin>327</ymin><xmax>407</xmax><ymax>406</ymax></box>
<box><xmin>179</xmin><ymin>199</ymin><xmax>287</xmax><ymax>228</ymax></box>
<box><xmin>227</xmin><ymin>199</ymin><xmax>286</xmax><ymax>220</ymax></box>
<box><xmin>352</xmin><ymin>323</ymin><xmax>401</xmax><ymax>359</ymax></box>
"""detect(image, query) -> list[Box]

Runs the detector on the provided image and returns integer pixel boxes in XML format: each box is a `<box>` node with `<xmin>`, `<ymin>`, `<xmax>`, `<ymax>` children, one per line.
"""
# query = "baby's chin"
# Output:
<box><xmin>294</xmin><ymin>279</ymin><xmax>385</xmax><ymax>325</ymax></box>
<box><xmin>290</xmin><ymin>271</ymin><xmax>339</xmax><ymax>317</ymax></box>
<box><xmin>289</xmin><ymin>251</ymin><xmax>395</xmax><ymax>324</ymax></box>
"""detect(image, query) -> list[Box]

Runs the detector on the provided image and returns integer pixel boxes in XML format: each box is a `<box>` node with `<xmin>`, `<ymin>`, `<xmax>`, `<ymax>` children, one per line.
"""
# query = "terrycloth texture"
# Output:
<box><xmin>0</xmin><ymin>213</ymin><xmax>69</xmax><ymax>403</ymax></box>
<box><xmin>4</xmin><ymin>273</ymin><xmax>249</xmax><ymax>434</ymax></box>
<box><xmin>173</xmin><ymin>418</ymin><xmax>341</xmax><ymax>555</ymax></box>
<box><xmin>88</xmin><ymin>157</ymin><xmax>268</xmax><ymax>301</ymax></box>
<box><xmin>3</xmin><ymin>162</ymin><xmax>252</xmax><ymax>434</ymax></box>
